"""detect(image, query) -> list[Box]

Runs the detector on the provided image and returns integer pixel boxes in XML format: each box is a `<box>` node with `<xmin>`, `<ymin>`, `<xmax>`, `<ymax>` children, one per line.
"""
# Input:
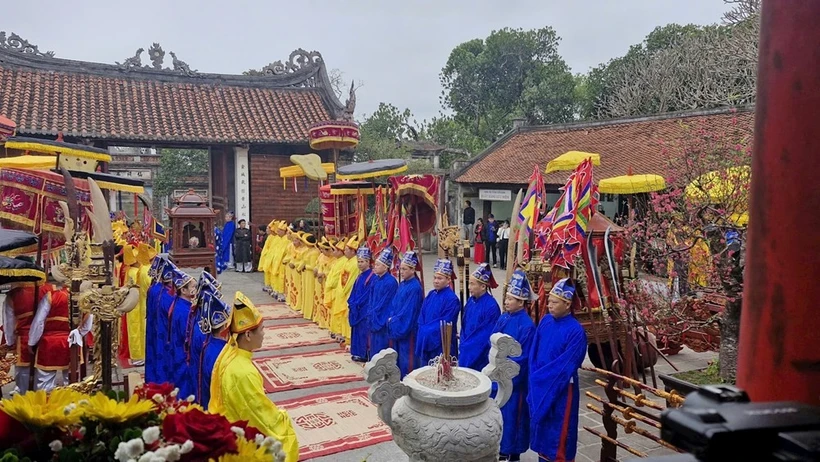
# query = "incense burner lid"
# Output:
<box><xmin>404</xmin><ymin>366</ymin><xmax>490</xmax><ymax>407</ymax></box>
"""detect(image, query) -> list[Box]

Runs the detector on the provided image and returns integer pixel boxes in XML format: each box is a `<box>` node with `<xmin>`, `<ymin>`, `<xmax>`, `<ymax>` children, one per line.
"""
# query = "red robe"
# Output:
<box><xmin>35</xmin><ymin>288</ymin><xmax>71</xmax><ymax>370</ymax></box>
<box><xmin>6</xmin><ymin>284</ymin><xmax>50</xmax><ymax>367</ymax></box>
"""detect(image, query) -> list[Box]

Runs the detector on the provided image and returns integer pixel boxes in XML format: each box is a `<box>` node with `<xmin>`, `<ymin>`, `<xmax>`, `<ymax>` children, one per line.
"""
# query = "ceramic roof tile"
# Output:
<box><xmin>454</xmin><ymin>108</ymin><xmax>755</xmax><ymax>185</ymax></box>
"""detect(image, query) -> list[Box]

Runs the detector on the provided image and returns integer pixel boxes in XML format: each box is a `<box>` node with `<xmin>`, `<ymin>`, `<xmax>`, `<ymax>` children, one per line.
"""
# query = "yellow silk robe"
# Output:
<box><xmin>313</xmin><ymin>254</ymin><xmax>334</xmax><ymax>328</ymax></box>
<box><xmin>124</xmin><ymin>265</ymin><xmax>149</xmax><ymax>360</ymax></box>
<box><xmin>258</xmin><ymin>234</ymin><xmax>277</xmax><ymax>287</ymax></box>
<box><xmin>270</xmin><ymin>236</ymin><xmax>289</xmax><ymax>295</ymax></box>
<box><xmin>332</xmin><ymin>256</ymin><xmax>360</xmax><ymax>340</ymax></box>
<box><xmin>290</xmin><ymin>246</ymin><xmax>308</xmax><ymax>311</ymax></box>
<box><xmin>300</xmin><ymin>247</ymin><xmax>320</xmax><ymax>319</ymax></box>
<box><xmin>209</xmin><ymin>346</ymin><xmax>300</xmax><ymax>462</ymax></box>
<box><xmin>325</xmin><ymin>257</ymin><xmax>344</xmax><ymax>334</ymax></box>
<box><xmin>282</xmin><ymin>242</ymin><xmax>297</xmax><ymax>308</ymax></box>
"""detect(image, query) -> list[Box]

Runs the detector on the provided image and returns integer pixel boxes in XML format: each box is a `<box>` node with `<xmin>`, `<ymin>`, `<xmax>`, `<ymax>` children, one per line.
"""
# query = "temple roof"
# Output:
<box><xmin>0</xmin><ymin>32</ymin><xmax>349</xmax><ymax>144</ymax></box>
<box><xmin>453</xmin><ymin>106</ymin><xmax>755</xmax><ymax>185</ymax></box>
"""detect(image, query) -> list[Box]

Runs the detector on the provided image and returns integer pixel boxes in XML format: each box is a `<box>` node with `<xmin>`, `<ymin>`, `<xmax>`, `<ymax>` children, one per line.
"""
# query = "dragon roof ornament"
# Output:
<box><xmin>0</xmin><ymin>31</ymin><xmax>55</xmax><ymax>57</ymax></box>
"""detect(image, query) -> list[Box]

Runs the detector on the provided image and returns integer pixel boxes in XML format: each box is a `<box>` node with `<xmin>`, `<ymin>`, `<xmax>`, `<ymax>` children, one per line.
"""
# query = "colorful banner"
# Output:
<box><xmin>389</xmin><ymin>174</ymin><xmax>440</xmax><ymax>233</ymax></box>
<box><xmin>542</xmin><ymin>159</ymin><xmax>598</xmax><ymax>269</ymax></box>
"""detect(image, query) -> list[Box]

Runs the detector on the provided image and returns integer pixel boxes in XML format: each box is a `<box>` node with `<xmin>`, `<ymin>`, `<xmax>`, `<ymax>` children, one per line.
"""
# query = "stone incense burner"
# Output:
<box><xmin>364</xmin><ymin>333</ymin><xmax>522</xmax><ymax>462</ymax></box>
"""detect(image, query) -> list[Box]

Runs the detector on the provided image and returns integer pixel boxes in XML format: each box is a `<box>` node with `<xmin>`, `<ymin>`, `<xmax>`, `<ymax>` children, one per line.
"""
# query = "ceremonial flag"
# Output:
<box><xmin>517</xmin><ymin>165</ymin><xmax>546</xmax><ymax>260</ymax></box>
<box><xmin>542</xmin><ymin>158</ymin><xmax>598</xmax><ymax>268</ymax></box>
<box><xmin>396</xmin><ymin>203</ymin><xmax>415</xmax><ymax>254</ymax></box>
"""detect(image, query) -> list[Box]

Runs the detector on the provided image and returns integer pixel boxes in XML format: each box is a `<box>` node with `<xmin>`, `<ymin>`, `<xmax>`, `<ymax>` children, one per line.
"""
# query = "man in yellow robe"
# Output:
<box><xmin>209</xmin><ymin>293</ymin><xmax>299</xmax><ymax>462</ymax></box>
<box><xmin>331</xmin><ymin>237</ymin><xmax>361</xmax><ymax>343</ymax></box>
<box><xmin>288</xmin><ymin>233</ymin><xmax>308</xmax><ymax>311</ymax></box>
<box><xmin>324</xmin><ymin>239</ymin><xmax>345</xmax><ymax>334</ymax></box>
<box><xmin>299</xmin><ymin>234</ymin><xmax>320</xmax><ymax>319</ymax></box>
<box><xmin>120</xmin><ymin>244</ymin><xmax>147</xmax><ymax>365</ymax></box>
<box><xmin>281</xmin><ymin>232</ymin><xmax>298</xmax><ymax>309</ymax></box>
<box><xmin>258</xmin><ymin>221</ymin><xmax>278</xmax><ymax>293</ymax></box>
<box><xmin>313</xmin><ymin>238</ymin><xmax>334</xmax><ymax>328</ymax></box>
<box><xmin>269</xmin><ymin>223</ymin><xmax>290</xmax><ymax>302</ymax></box>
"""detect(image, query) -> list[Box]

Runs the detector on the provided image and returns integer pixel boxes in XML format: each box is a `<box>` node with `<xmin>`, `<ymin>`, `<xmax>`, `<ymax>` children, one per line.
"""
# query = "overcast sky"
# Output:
<box><xmin>6</xmin><ymin>0</ymin><xmax>729</xmax><ymax>122</ymax></box>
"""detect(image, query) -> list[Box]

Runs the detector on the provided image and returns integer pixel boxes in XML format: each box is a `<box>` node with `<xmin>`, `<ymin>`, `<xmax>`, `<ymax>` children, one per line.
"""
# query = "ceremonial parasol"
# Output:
<box><xmin>0</xmin><ymin>155</ymin><xmax>58</xmax><ymax>170</ymax></box>
<box><xmin>54</xmin><ymin>169</ymin><xmax>145</xmax><ymax>194</ymax></box>
<box><xmin>308</xmin><ymin>120</ymin><xmax>361</xmax><ymax>151</ymax></box>
<box><xmin>4</xmin><ymin>136</ymin><xmax>112</xmax><ymax>166</ymax></box>
<box><xmin>545</xmin><ymin>151</ymin><xmax>601</xmax><ymax>173</ymax></box>
<box><xmin>337</xmin><ymin>159</ymin><xmax>408</xmax><ymax>180</ymax></box>
<box><xmin>0</xmin><ymin>229</ymin><xmax>39</xmax><ymax>254</ymax></box>
<box><xmin>0</xmin><ymin>255</ymin><xmax>46</xmax><ymax>284</ymax></box>
<box><xmin>329</xmin><ymin>180</ymin><xmax>379</xmax><ymax>196</ymax></box>
<box><xmin>279</xmin><ymin>154</ymin><xmax>335</xmax><ymax>181</ymax></box>
<box><xmin>0</xmin><ymin>115</ymin><xmax>16</xmax><ymax>141</ymax></box>
<box><xmin>598</xmin><ymin>173</ymin><xmax>666</xmax><ymax>194</ymax></box>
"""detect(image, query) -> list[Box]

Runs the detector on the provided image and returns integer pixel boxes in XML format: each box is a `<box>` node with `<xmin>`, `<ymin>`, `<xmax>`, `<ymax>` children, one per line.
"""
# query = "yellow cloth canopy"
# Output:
<box><xmin>545</xmin><ymin>151</ymin><xmax>601</xmax><ymax>173</ymax></box>
<box><xmin>4</xmin><ymin>138</ymin><xmax>112</xmax><ymax>162</ymax></box>
<box><xmin>598</xmin><ymin>174</ymin><xmax>666</xmax><ymax>194</ymax></box>
<box><xmin>0</xmin><ymin>155</ymin><xmax>58</xmax><ymax>170</ymax></box>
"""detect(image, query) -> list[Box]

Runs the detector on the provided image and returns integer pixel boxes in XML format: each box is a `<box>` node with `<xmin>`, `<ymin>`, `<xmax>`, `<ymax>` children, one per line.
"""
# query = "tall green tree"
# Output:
<box><xmin>153</xmin><ymin>148</ymin><xmax>209</xmax><ymax>199</ymax></box>
<box><xmin>440</xmin><ymin>27</ymin><xmax>577</xmax><ymax>141</ymax></box>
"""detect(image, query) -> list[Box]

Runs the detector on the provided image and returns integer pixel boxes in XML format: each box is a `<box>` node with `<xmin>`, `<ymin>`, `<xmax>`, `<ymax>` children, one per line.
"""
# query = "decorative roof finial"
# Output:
<box><xmin>116</xmin><ymin>48</ymin><xmax>144</xmax><ymax>70</ymax></box>
<box><xmin>343</xmin><ymin>81</ymin><xmax>357</xmax><ymax>122</ymax></box>
<box><xmin>0</xmin><ymin>31</ymin><xmax>55</xmax><ymax>57</ymax></box>
<box><xmin>148</xmin><ymin>43</ymin><xmax>165</xmax><ymax>70</ymax></box>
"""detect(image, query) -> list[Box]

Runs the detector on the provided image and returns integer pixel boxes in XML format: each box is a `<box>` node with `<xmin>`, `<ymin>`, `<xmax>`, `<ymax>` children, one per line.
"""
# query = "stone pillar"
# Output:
<box><xmin>233</xmin><ymin>146</ymin><xmax>250</xmax><ymax>222</ymax></box>
<box><xmin>736</xmin><ymin>0</ymin><xmax>820</xmax><ymax>406</ymax></box>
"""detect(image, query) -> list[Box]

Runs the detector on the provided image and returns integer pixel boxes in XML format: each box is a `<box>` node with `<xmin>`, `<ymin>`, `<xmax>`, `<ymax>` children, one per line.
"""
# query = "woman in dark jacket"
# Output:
<box><xmin>474</xmin><ymin>218</ymin><xmax>485</xmax><ymax>265</ymax></box>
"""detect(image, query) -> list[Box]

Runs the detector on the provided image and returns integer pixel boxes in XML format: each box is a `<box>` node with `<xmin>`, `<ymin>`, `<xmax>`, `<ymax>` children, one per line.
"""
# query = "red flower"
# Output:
<box><xmin>162</xmin><ymin>408</ymin><xmax>237</xmax><ymax>460</ymax></box>
<box><xmin>230</xmin><ymin>419</ymin><xmax>264</xmax><ymax>441</ymax></box>
<box><xmin>0</xmin><ymin>408</ymin><xmax>31</xmax><ymax>449</ymax></box>
<box><xmin>135</xmin><ymin>382</ymin><xmax>176</xmax><ymax>400</ymax></box>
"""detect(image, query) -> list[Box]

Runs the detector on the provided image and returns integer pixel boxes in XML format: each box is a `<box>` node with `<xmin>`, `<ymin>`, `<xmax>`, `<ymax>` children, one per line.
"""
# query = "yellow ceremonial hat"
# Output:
<box><xmin>136</xmin><ymin>242</ymin><xmax>157</xmax><ymax>266</ymax></box>
<box><xmin>231</xmin><ymin>291</ymin><xmax>262</xmax><ymax>334</ymax></box>
<box><xmin>335</xmin><ymin>237</ymin><xmax>347</xmax><ymax>251</ymax></box>
<box><xmin>122</xmin><ymin>244</ymin><xmax>138</xmax><ymax>266</ymax></box>
<box><xmin>346</xmin><ymin>236</ymin><xmax>360</xmax><ymax>250</ymax></box>
<box><xmin>299</xmin><ymin>233</ymin><xmax>317</xmax><ymax>246</ymax></box>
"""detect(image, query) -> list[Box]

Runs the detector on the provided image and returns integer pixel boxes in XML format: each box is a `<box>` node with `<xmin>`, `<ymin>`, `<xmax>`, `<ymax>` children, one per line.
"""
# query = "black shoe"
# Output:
<box><xmin>351</xmin><ymin>356</ymin><xmax>365</xmax><ymax>363</ymax></box>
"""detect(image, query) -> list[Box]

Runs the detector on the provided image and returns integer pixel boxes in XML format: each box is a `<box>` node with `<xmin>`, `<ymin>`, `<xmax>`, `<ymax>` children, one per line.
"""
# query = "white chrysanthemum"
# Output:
<box><xmin>180</xmin><ymin>440</ymin><xmax>194</xmax><ymax>454</ymax></box>
<box><xmin>127</xmin><ymin>438</ymin><xmax>145</xmax><ymax>456</ymax></box>
<box><xmin>262</xmin><ymin>436</ymin><xmax>277</xmax><ymax>448</ymax></box>
<box><xmin>49</xmin><ymin>440</ymin><xmax>63</xmax><ymax>452</ymax></box>
<box><xmin>230</xmin><ymin>426</ymin><xmax>245</xmax><ymax>438</ymax></box>
<box><xmin>186</xmin><ymin>395</ymin><xmax>195</xmax><ymax>403</ymax></box>
<box><xmin>142</xmin><ymin>426</ymin><xmax>161</xmax><ymax>445</ymax></box>
<box><xmin>114</xmin><ymin>441</ymin><xmax>131</xmax><ymax>462</ymax></box>
<box><xmin>170</xmin><ymin>388</ymin><xmax>179</xmax><ymax>397</ymax></box>
<box><xmin>155</xmin><ymin>444</ymin><xmax>182</xmax><ymax>462</ymax></box>
<box><xmin>152</xmin><ymin>393</ymin><xmax>164</xmax><ymax>403</ymax></box>
<box><xmin>138</xmin><ymin>452</ymin><xmax>156</xmax><ymax>462</ymax></box>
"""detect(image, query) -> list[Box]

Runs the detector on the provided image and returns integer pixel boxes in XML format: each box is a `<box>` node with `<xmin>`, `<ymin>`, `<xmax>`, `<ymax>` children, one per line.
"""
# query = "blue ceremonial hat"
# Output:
<box><xmin>375</xmin><ymin>247</ymin><xmax>393</xmax><ymax>267</ymax></box>
<box><xmin>198</xmin><ymin>271</ymin><xmax>222</xmax><ymax>293</ymax></box>
<box><xmin>549</xmin><ymin>278</ymin><xmax>576</xmax><ymax>302</ymax></box>
<box><xmin>433</xmin><ymin>258</ymin><xmax>456</xmax><ymax>279</ymax></box>
<box><xmin>160</xmin><ymin>258</ymin><xmax>177</xmax><ymax>283</ymax></box>
<box><xmin>199</xmin><ymin>292</ymin><xmax>232</xmax><ymax>335</ymax></box>
<box><xmin>172</xmin><ymin>268</ymin><xmax>194</xmax><ymax>290</ymax></box>
<box><xmin>400</xmin><ymin>251</ymin><xmax>420</xmax><ymax>270</ymax></box>
<box><xmin>507</xmin><ymin>269</ymin><xmax>536</xmax><ymax>301</ymax></box>
<box><xmin>470</xmin><ymin>263</ymin><xmax>498</xmax><ymax>289</ymax></box>
<box><xmin>356</xmin><ymin>246</ymin><xmax>372</xmax><ymax>261</ymax></box>
<box><xmin>148</xmin><ymin>255</ymin><xmax>164</xmax><ymax>279</ymax></box>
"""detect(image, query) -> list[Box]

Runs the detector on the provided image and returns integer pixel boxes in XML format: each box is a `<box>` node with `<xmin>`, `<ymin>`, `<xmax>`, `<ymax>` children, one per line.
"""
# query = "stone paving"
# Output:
<box><xmin>1</xmin><ymin>254</ymin><xmax>715</xmax><ymax>461</ymax></box>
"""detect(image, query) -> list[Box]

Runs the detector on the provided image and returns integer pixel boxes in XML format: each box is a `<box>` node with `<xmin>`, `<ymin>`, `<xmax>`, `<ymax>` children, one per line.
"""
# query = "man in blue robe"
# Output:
<box><xmin>154</xmin><ymin>261</ymin><xmax>179</xmax><ymax>385</ymax></box>
<box><xmin>528</xmin><ymin>277</ymin><xmax>587</xmax><ymax>462</ymax></box>
<box><xmin>458</xmin><ymin>263</ymin><xmax>501</xmax><ymax>371</ymax></box>
<box><xmin>388</xmin><ymin>251</ymin><xmax>424</xmax><ymax>377</ymax></box>
<box><xmin>348</xmin><ymin>247</ymin><xmax>373</xmax><ymax>362</ymax></box>
<box><xmin>188</xmin><ymin>273</ymin><xmax>222</xmax><ymax>404</ymax></box>
<box><xmin>368</xmin><ymin>247</ymin><xmax>399</xmax><ymax>359</ymax></box>
<box><xmin>216</xmin><ymin>211</ymin><xmax>235</xmax><ymax>273</ymax></box>
<box><xmin>169</xmin><ymin>268</ymin><xmax>197</xmax><ymax>398</ymax></box>
<box><xmin>199</xmin><ymin>291</ymin><xmax>233</xmax><ymax>409</ymax></box>
<box><xmin>494</xmin><ymin>269</ymin><xmax>537</xmax><ymax>461</ymax></box>
<box><xmin>415</xmin><ymin>259</ymin><xmax>460</xmax><ymax>365</ymax></box>
<box><xmin>144</xmin><ymin>256</ymin><xmax>170</xmax><ymax>384</ymax></box>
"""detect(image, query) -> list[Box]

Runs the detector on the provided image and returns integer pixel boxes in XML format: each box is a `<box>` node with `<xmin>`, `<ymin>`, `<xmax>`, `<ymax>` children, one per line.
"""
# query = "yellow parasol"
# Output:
<box><xmin>5</xmin><ymin>137</ymin><xmax>112</xmax><ymax>163</ymax></box>
<box><xmin>545</xmin><ymin>151</ymin><xmax>601</xmax><ymax>174</ymax></box>
<box><xmin>684</xmin><ymin>166</ymin><xmax>751</xmax><ymax>203</ymax></box>
<box><xmin>598</xmin><ymin>173</ymin><xmax>666</xmax><ymax>194</ymax></box>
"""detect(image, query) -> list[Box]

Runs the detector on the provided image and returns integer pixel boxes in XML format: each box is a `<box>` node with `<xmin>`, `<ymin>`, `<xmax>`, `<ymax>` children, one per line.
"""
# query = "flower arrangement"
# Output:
<box><xmin>0</xmin><ymin>383</ymin><xmax>286</xmax><ymax>462</ymax></box>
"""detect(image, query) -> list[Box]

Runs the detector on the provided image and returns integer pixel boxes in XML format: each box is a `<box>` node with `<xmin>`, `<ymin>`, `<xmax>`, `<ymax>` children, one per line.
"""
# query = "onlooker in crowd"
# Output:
<box><xmin>485</xmin><ymin>214</ymin><xmax>498</xmax><ymax>267</ymax></box>
<box><xmin>474</xmin><ymin>218</ymin><xmax>485</xmax><ymax>265</ymax></box>
<box><xmin>498</xmin><ymin>221</ymin><xmax>510</xmax><ymax>270</ymax></box>
<box><xmin>462</xmin><ymin>200</ymin><xmax>476</xmax><ymax>245</ymax></box>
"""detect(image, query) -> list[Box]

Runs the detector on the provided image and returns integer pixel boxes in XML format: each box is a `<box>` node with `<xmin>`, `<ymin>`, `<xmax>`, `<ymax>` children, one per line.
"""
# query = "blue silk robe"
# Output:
<box><xmin>458</xmin><ymin>292</ymin><xmax>501</xmax><ymax>371</ymax></box>
<box><xmin>528</xmin><ymin>314</ymin><xmax>587</xmax><ymax>461</ymax></box>
<box><xmin>347</xmin><ymin>269</ymin><xmax>374</xmax><ymax>359</ymax></box>
<box><xmin>156</xmin><ymin>288</ymin><xmax>177</xmax><ymax>385</ymax></box>
<box><xmin>170</xmin><ymin>297</ymin><xmax>195</xmax><ymax>399</ymax></box>
<box><xmin>144</xmin><ymin>281</ymin><xmax>163</xmax><ymax>384</ymax></box>
<box><xmin>186</xmin><ymin>309</ymin><xmax>207</xmax><ymax>403</ymax></box>
<box><xmin>415</xmin><ymin>286</ymin><xmax>460</xmax><ymax>366</ymax></box>
<box><xmin>493</xmin><ymin>309</ymin><xmax>536</xmax><ymax>456</ymax></box>
<box><xmin>216</xmin><ymin>221</ymin><xmax>235</xmax><ymax>273</ymax></box>
<box><xmin>367</xmin><ymin>272</ymin><xmax>398</xmax><ymax>359</ymax></box>
<box><xmin>200</xmin><ymin>335</ymin><xmax>227</xmax><ymax>409</ymax></box>
<box><xmin>388</xmin><ymin>276</ymin><xmax>424</xmax><ymax>377</ymax></box>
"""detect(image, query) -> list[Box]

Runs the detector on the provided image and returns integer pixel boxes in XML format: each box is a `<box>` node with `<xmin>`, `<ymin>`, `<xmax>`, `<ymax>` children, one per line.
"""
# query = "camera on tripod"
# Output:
<box><xmin>627</xmin><ymin>385</ymin><xmax>820</xmax><ymax>462</ymax></box>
